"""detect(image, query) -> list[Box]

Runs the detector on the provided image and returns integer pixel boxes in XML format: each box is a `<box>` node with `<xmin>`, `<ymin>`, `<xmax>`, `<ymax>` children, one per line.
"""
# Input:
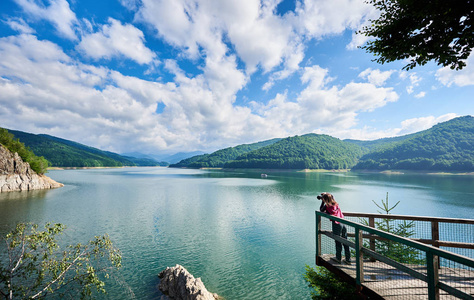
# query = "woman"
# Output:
<box><xmin>319</xmin><ymin>192</ymin><xmax>351</xmax><ymax>264</ymax></box>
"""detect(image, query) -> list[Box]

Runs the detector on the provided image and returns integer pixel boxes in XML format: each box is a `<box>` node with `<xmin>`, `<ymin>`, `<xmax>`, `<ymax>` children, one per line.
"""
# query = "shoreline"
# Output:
<box><xmin>200</xmin><ymin>167</ymin><xmax>474</xmax><ymax>176</ymax></box>
<box><xmin>49</xmin><ymin>166</ymin><xmax>474</xmax><ymax>176</ymax></box>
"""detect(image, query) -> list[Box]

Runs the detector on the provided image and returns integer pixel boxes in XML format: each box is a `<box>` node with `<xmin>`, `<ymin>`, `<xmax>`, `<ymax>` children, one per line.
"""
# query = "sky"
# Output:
<box><xmin>0</xmin><ymin>0</ymin><xmax>473</xmax><ymax>155</ymax></box>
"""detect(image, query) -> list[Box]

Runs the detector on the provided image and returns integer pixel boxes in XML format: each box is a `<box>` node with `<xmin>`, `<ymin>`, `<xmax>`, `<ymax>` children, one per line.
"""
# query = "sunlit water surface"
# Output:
<box><xmin>0</xmin><ymin>168</ymin><xmax>473</xmax><ymax>299</ymax></box>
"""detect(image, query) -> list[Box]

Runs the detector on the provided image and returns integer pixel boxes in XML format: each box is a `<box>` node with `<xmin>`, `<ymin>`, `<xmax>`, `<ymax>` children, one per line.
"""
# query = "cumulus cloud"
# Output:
<box><xmin>13</xmin><ymin>0</ymin><xmax>78</xmax><ymax>39</ymax></box>
<box><xmin>252</xmin><ymin>65</ymin><xmax>399</xmax><ymax>134</ymax></box>
<box><xmin>436</xmin><ymin>55</ymin><xmax>474</xmax><ymax>87</ymax></box>
<box><xmin>77</xmin><ymin>18</ymin><xmax>156</xmax><ymax>65</ymax></box>
<box><xmin>358</xmin><ymin>68</ymin><xmax>395</xmax><ymax>86</ymax></box>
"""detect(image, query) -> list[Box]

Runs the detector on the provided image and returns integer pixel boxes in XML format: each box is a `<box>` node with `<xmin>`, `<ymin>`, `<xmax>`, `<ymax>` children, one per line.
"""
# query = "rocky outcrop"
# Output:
<box><xmin>158</xmin><ymin>265</ymin><xmax>220</xmax><ymax>300</ymax></box>
<box><xmin>0</xmin><ymin>145</ymin><xmax>63</xmax><ymax>192</ymax></box>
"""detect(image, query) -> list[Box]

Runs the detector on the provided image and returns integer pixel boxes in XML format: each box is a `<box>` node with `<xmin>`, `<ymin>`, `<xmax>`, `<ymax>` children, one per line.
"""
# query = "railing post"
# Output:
<box><xmin>427</xmin><ymin>252</ymin><xmax>440</xmax><ymax>300</ymax></box>
<box><xmin>431</xmin><ymin>221</ymin><xmax>439</xmax><ymax>248</ymax></box>
<box><xmin>369</xmin><ymin>217</ymin><xmax>376</xmax><ymax>262</ymax></box>
<box><xmin>431</xmin><ymin>221</ymin><xmax>440</xmax><ymax>269</ymax></box>
<box><xmin>316</xmin><ymin>212</ymin><xmax>322</xmax><ymax>265</ymax></box>
<box><xmin>355</xmin><ymin>228</ymin><xmax>364</xmax><ymax>284</ymax></box>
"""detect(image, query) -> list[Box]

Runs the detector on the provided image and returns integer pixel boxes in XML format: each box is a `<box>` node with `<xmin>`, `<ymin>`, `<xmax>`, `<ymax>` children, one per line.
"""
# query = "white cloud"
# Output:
<box><xmin>5</xmin><ymin>17</ymin><xmax>36</xmax><ymax>34</ymax></box>
<box><xmin>0</xmin><ymin>33</ymin><xmax>405</xmax><ymax>153</ymax></box>
<box><xmin>399</xmin><ymin>71</ymin><xmax>421</xmax><ymax>94</ymax></box>
<box><xmin>13</xmin><ymin>0</ymin><xmax>78</xmax><ymax>40</ymax></box>
<box><xmin>77</xmin><ymin>18</ymin><xmax>156</xmax><ymax>65</ymax></box>
<box><xmin>325</xmin><ymin>113</ymin><xmax>459</xmax><ymax>140</ymax></box>
<box><xmin>397</xmin><ymin>114</ymin><xmax>458</xmax><ymax>135</ymax></box>
<box><xmin>436</xmin><ymin>55</ymin><xmax>474</xmax><ymax>87</ymax></box>
<box><xmin>295</xmin><ymin>0</ymin><xmax>373</xmax><ymax>38</ymax></box>
<box><xmin>358</xmin><ymin>68</ymin><xmax>395</xmax><ymax>86</ymax></box>
<box><xmin>346</xmin><ymin>31</ymin><xmax>370</xmax><ymax>50</ymax></box>
<box><xmin>414</xmin><ymin>91</ymin><xmax>426</xmax><ymax>98</ymax></box>
<box><xmin>252</xmin><ymin>65</ymin><xmax>399</xmax><ymax>135</ymax></box>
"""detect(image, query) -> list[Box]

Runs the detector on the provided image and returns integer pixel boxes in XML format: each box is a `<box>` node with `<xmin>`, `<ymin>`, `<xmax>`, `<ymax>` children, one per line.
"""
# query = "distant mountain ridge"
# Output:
<box><xmin>172</xmin><ymin>116</ymin><xmax>474</xmax><ymax>172</ymax></box>
<box><xmin>5</xmin><ymin>129</ymin><xmax>168</xmax><ymax>168</ymax></box>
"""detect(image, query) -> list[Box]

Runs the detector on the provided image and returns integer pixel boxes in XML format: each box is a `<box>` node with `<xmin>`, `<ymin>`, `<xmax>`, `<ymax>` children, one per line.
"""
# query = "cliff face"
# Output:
<box><xmin>0</xmin><ymin>145</ymin><xmax>63</xmax><ymax>192</ymax></box>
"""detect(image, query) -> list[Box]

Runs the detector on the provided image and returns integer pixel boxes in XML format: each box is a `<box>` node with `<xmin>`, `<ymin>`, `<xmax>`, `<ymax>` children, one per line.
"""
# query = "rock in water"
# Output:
<box><xmin>158</xmin><ymin>265</ymin><xmax>220</xmax><ymax>300</ymax></box>
<box><xmin>0</xmin><ymin>145</ymin><xmax>63</xmax><ymax>192</ymax></box>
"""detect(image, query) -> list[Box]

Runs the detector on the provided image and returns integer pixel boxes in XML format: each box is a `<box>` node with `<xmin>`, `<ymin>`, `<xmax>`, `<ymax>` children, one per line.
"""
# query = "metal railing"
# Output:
<box><xmin>315</xmin><ymin>211</ymin><xmax>474</xmax><ymax>300</ymax></box>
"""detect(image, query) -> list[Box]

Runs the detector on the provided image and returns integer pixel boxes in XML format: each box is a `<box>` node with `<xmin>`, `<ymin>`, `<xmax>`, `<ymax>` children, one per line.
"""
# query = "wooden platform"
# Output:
<box><xmin>320</xmin><ymin>254</ymin><xmax>474</xmax><ymax>299</ymax></box>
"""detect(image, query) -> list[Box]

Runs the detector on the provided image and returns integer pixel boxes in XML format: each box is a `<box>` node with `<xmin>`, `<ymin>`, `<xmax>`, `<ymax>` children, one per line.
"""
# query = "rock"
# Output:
<box><xmin>0</xmin><ymin>145</ymin><xmax>63</xmax><ymax>192</ymax></box>
<box><xmin>158</xmin><ymin>265</ymin><xmax>220</xmax><ymax>300</ymax></box>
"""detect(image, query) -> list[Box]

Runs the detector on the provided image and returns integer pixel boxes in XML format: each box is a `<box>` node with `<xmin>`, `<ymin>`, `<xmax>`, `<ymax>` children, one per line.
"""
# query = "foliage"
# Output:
<box><xmin>225</xmin><ymin>134</ymin><xmax>366</xmax><ymax>170</ymax></box>
<box><xmin>304</xmin><ymin>265</ymin><xmax>360</xmax><ymax>300</ymax></box>
<box><xmin>360</xmin><ymin>193</ymin><xmax>424</xmax><ymax>264</ymax></box>
<box><xmin>5</xmin><ymin>129</ymin><xmax>165</xmax><ymax>168</ymax></box>
<box><xmin>353</xmin><ymin>116</ymin><xmax>474</xmax><ymax>172</ymax></box>
<box><xmin>0</xmin><ymin>128</ymin><xmax>50</xmax><ymax>174</ymax></box>
<box><xmin>0</xmin><ymin>223</ymin><xmax>122</xmax><ymax>299</ymax></box>
<box><xmin>360</xmin><ymin>0</ymin><xmax>474</xmax><ymax>70</ymax></box>
<box><xmin>169</xmin><ymin>138</ymin><xmax>281</xmax><ymax>168</ymax></box>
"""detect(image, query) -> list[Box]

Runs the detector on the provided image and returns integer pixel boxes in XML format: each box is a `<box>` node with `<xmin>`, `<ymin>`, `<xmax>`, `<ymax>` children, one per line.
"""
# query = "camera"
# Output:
<box><xmin>317</xmin><ymin>195</ymin><xmax>323</xmax><ymax>200</ymax></box>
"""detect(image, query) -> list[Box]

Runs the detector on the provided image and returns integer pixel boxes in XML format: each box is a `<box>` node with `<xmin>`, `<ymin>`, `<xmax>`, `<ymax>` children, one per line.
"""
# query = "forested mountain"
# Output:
<box><xmin>172</xmin><ymin>116</ymin><xmax>473</xmax><ymax>172</ymax></box>
<box><xmin>169</xmin><ymin>138</ymin><xmax>281</xmax><ymax>168</ymax></box>
<box><xmin>225</xmin><ymin>134</ymin><xmax>366</xmax><ymax>169</ymax></box>
<box><xmin>353</xmin><ymin>116</ymin><xmax>474</xmax><ymax>171</ymax></box>
<box><xmin>5</xmin><ymin>129</ymin><xmax>166</xmax><ymax>168</ymax></box>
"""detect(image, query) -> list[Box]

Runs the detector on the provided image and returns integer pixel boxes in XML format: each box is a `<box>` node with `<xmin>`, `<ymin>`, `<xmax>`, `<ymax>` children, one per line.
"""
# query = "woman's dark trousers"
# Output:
<box><xmin>332</xmin><ymin>222</ymin><xmax>351</xmax><ymax>262</ymax></box>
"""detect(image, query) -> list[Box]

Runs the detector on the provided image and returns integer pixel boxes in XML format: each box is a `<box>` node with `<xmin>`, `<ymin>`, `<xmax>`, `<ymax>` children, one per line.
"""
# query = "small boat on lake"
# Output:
<box><xmin>261</xmin><ymin>173</ymin><xmax>268</xmax><ymax>178</ymax></box>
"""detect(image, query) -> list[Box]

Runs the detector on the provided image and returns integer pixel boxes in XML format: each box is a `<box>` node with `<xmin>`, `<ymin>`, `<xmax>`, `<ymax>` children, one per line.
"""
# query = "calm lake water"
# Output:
<box><xmin>0</xmin><ymin>168</ymin><xmax>473</xmax><ymax>299</ymax></box>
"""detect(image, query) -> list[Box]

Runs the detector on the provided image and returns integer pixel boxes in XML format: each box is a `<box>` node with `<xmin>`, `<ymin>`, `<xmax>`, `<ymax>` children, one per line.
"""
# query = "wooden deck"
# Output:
<box><xmin>320</xmin><ymin>254</ymin><xmax>474</xmax><ymax>299</ymax></box>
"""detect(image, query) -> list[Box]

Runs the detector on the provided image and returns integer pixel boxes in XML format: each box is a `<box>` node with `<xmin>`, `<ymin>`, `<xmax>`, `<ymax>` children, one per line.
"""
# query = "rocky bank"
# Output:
<box><xmin>0</xmin><ymin>145</ymin><xmax>63</xmax><ymax>192</ymax></box>
<box><xmin>158</xmin><ymin>265</ymin><xmax>220</xmax><ymax>300</ymax></box>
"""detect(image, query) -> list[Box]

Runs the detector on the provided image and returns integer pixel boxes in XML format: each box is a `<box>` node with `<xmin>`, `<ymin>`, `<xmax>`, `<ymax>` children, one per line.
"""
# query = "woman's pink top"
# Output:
<box><xmin>326</xmin><ymin>204</ymin><xmax>344</xmax><ymax>224</ymax></box>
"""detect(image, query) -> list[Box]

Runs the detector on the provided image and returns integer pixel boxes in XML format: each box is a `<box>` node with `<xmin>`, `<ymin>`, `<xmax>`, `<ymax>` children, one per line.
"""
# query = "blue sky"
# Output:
<box><xmin>0</xmin><ymin>0</ymin><xmax>473</xmax><ymax>155</ymax></box>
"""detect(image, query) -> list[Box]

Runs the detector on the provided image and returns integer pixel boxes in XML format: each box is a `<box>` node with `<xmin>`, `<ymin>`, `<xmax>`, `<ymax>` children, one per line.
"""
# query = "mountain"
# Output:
<box><xmin>159</xmin><ymin>151</ymin><xmax>207</xmax><ymax>164</ymax></box>
<box><xmin>352</xmin><ymin>116</ymin><xmax>474</xmax><ymax>172</ymax></box>
<box><xmin>169</xmin><ymin>138</ymin><xmax>281</xmax><ymax>168</ymax></box>
<box><xmin>5</xmin><ymin>129</ymin><xmax>166</xmax><ymax>168</ymax></box>
<box><xmin>225</xmin><ymin>134</ymin><xmax>365</xmax><ymax>169</ymax></box>
<box><xmin>171</xmin><ymin>116</ymin><xmax>473</xmax><ymax>172</ymax></box>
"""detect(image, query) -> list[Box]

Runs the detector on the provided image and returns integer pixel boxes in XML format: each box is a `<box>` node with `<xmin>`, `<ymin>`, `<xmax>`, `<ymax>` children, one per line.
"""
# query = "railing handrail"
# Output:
<box><xmin>316</xmin><ymin>211</ymin><xmax>474</xmax><ymax>268</ymax></box>
<box><xmin>343</xmin><ymin>212</ymin><xmax>474</xmax><ymax>225</ymax></box>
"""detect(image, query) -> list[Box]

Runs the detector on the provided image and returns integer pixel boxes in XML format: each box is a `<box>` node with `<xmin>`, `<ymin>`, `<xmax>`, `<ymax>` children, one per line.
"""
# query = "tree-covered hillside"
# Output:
<box><xmin>0</xmin><ymin>128</ymin><xmax>50</xmax><ymax>174</ymax></box>
<box><xmin>225</xmin><ymin>134</ymin><xmax>366</xmax><ymax>169</ymax></box>
<box><xmin>6</xmin><ymin>129</ymin><xmax>165</xmax><ymax>167</ymax></box>
<box><xmin>169</xmin><ymin>138</ymin><xmax>281</xmax><ymax>168</ymax></box>
<box><xmin>353</xmin><ymin>116</ymin><xmax>474</xmax><ymax>172</ymax></box>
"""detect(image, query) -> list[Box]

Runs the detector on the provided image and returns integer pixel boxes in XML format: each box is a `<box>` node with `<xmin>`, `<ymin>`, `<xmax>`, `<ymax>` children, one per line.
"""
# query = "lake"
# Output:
<box><xmin>0</xmin><ymin>168</ymin><xmax>473</xmax><ymax>299</ymax></box>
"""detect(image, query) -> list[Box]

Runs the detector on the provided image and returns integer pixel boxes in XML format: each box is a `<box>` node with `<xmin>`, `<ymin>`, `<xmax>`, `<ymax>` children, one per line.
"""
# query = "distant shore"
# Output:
<box><xmin>202</xmin><ymin>167</ymin><xmax>474</xmax><ymax>176</ymax></box>
<box><xmin>48</xmin><ymin>166</ymin><xmax>474</xmax><ymax>176</ymax></box>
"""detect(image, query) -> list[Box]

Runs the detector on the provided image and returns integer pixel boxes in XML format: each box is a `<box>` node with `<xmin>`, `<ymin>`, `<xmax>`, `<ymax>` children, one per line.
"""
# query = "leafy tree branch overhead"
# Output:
<box><xmin>360</xmin><ymin>0</ymin><xmax>474</xmax><ymax>70</ymax></box>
